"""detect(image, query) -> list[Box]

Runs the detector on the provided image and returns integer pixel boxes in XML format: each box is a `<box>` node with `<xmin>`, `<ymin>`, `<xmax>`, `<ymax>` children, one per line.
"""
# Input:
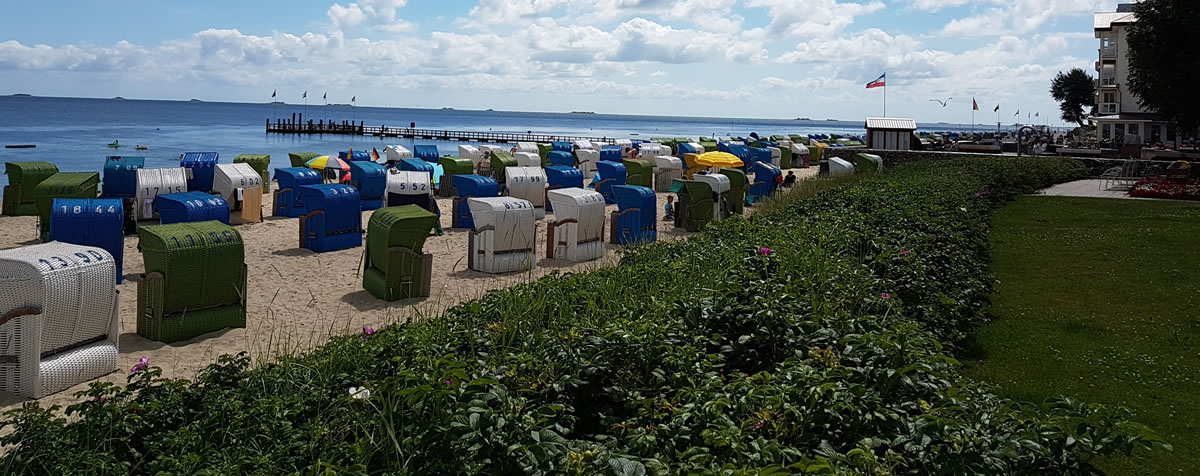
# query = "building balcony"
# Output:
<box><xmin>1101</xmin><ymin>76</ymin><xmax>1118</xmax><ymax>87</ymax></box>
<box><xmin>1101</xmin><ymin>46</ymin><xmax>1117</xmax><ymax>58</ymax></box>
<box><xmin>1099</xmin><ymin>102</ymin><xmax>1119</xmax><ymax>115</ymax></box>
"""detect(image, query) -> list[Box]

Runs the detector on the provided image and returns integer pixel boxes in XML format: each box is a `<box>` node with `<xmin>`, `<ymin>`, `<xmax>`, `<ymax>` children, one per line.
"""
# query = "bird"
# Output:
<box><xmin>929</xmin><ymin>98</ymin><xmax>952</xmax><ymax>107</ymax></box>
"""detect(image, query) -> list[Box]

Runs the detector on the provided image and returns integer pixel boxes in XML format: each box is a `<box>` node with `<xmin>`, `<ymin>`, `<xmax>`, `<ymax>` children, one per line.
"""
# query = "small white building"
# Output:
<box><xmin>1091</xmin><ymin>4</ymin><xmax>1180</xmax><ymax>145</ymax></box>
<box><xmin>865</xmin><ymin>117</ymin><xmax>916</xmax><ymax>150</ymax></box>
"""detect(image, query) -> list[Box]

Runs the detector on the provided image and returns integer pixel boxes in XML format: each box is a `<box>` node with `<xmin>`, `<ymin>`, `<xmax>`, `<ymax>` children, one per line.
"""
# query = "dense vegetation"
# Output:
<box><xmin>1127</xmin><ymin>0</ymin><xmax>1200</xmax><ymax>133</ymax></box>
<box><xmin>1049</xmin><ymin>68</ymin><xmax>1095</xmax><ymax>127</ymax></box>
<box><xmin>1</xmin><ymin>158</ymin><xmax>1167</xmax><ymax>474</ymax></box>
<box><xmin>968</xmin><ymin>196</ymin><xmax>1199</xmax><ymax>474</ymax></box>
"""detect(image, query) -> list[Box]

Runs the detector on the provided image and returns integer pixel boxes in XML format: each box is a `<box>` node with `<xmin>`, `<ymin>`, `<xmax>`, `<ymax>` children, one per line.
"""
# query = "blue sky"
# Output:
<box><xmin>0</xmin><ymin>0</ymin><xmax>1117</xmax><ymax>123</ymax></box>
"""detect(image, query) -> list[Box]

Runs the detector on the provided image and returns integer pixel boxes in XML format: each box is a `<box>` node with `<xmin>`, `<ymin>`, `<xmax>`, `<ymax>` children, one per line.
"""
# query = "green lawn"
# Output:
<box><xmin>965</xmin><ymin>196</ymin><xmax>1200</xmax><ymax>474</ymax></box>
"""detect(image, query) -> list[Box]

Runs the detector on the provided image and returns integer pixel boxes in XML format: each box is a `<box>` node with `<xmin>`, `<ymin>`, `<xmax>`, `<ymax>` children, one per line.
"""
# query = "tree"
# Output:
<box><xmin>1049</xmin><ymin>68</ymin><xmax>1095</xmax><ymax>127</ymax></box>
<box><xmin>1127</xmin><ymin>0</ymin><xmax>1200</xmax><ymax>133</ymax></box>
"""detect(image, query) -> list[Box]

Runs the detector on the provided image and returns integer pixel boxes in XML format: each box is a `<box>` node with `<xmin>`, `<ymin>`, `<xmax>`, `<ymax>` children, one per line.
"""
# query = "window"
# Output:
<box><xmin>1128</xmin><ymin>124</ymin><xmax>1140</xmax><ymax>138</ymax></box>
<box><xmin>1102</xmin><ymin>92</ymin><xmax>1116</xmax><ymax>103</ymax></box>
<box><xmin>1102</xmin><ymin>123</ymin><xmax>1111</xmax><ymax>139</ymax></box>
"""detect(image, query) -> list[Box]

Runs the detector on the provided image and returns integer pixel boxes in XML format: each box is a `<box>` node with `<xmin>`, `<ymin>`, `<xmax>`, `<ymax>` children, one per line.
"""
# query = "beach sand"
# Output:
<box><xmin>0</xmin><ymin>168</ymin><xmax>817</xmax><ymax>411</ymax></box>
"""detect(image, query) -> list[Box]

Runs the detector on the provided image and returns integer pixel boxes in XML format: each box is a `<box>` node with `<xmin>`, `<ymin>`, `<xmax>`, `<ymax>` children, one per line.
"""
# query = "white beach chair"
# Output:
<box><xmin>545</xmin><ymin>188</ymin><xmax>605</xmax><ymax>262</ymax></box>
<box><xmin>466</xmin><ymin>197</ymin><xmax>536</xmax><ymax>273</ymax></box>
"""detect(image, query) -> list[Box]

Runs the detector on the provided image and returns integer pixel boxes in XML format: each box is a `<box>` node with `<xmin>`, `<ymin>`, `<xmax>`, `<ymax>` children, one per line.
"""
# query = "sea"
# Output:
<box><xmin>0</xmin><ymin>95</ymin><xmax>937</xmax><ymax>187</ymax></box>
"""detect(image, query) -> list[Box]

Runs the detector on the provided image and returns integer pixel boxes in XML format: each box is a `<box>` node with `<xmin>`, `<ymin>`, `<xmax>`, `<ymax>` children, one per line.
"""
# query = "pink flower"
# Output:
<box><xmin>129</xmin><ymin>356</ymin><xmax>149</xmax><ymax>374</ymax></box>
<box><xmin>758</xmin><ymin>247</ymin><xmax>772</xmax><ymax>256</ymax></box>
<box><xmin>881</xmin><ymin>293</ymin><xmax>891</xmax><ymax>300</ymax></box>
<box><xmin>95</xmin><ymin>396</ymin><xmax>106</xmax><ymax>403</ymax></box>
<box><xmin>443</xmin><ymin>379</ymin><xmax>453</xmax><ymax>386</ymax></box>
<box><xmin>900</xmin><ymin>249</ymin><xmax>910</xmax><ymax>256</ymax></box>
<box><xmin>361</xmin><ymin>326</ymin><xmax>376</xmax><ymax>342</ymax></box>
<box><xmin>753</xmin><ymin>421</ymin><xmax>764</xmax><ymax>429</ymax></box>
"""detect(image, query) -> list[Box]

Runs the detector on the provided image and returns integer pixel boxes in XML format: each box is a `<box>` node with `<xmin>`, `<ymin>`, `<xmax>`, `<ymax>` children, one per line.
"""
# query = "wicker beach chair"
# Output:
<box><xmin>694</xmin><ymin>173</ymin><xmax>733</xmax><ymax>221</ymax></box>
<box><xmin>362</xmin><ymin>206</ymin><xmax>439</xmax><ymax>301</ymax></box>
<box><xmin>504</xmin><ymin>166</ymin><xmax>547</xmax><ymax>219</ymax></box>
<box><xmin>467</xmin><ymin>197</ymin><xmax>537</xmax><ymax>274</ymax></box>
<box><xmin>546</xmin><ymin>188</ymin><xmax>605</xmax><ymax>261</ymax></box>
<box><xmin>854</xmin><ymin>153</ymin><xmax>884</xmax><ymax>175</ymax></box>
<box><xmin>622</xmin><ymin>159</ymin><xmax>655</xmax><ymax>188</ymax></box>
<box><xmin>610</xmin><ymin>185</ymin><xmax>656</xmax><ymax>245</ymax></box>
<box><xmin>488</xmin><ymin>151</ymin><xmax>518</xmax><ymax>186</ymax></box>
<box><xmin>0</xmin><ymin>242</ymin><xmax>120</xmax><ymax>399</ymax></box>
<box><xmin>451</xmin><ymin>174</ymin><xmax>499</xmax><ymax>229</ymax></box>
<box><xmin>180</xmin><ymin>152</ymin><xmax>219</xmax><ymax>192</ymax></box>
<box><xmin>718</xmin><ymin>168</ymin><xmax>746</xmax><ymax>214</ymax></box>
<box><xmin>593</xmin><ymin>161</ymin><xmax>626</xmax><ymax>205</ymax></box>
<box><xmin>413</xmin><ymin>145</ymin><xmax>439</xmax><ymax>162</ymax></box>
<box><xmin>347</xmin><ymin>161</ymin><xmax>387</xmax><ymax>210</ymax></box>
<box><xmin>297</xmin><ymin>184</ymin><xmax>362</xmax><ymax>253</ymax></box>
<box><xmin>213</xmin><ymin>163</ymin><xmax>264</xmax><ymax>224</ymax></box>
<box><xmin>273</xmin><ymin>167</ymin><xmax>321</xmax><ymax>218</ymax></box>
<box><xmin>574</xmin><ymin>149</ymin><xmax>600</xmax><ymax>182</ymax></box>
<box><xmin>288</xmin><ymin>152</ymin><xmax>320</xmax><ymax>168</ymax></box>
<box><xmin>101</xmin><ymin>156</ymin><xmax>144</xmax><ymax>198</ymax></box>
<box><xmin>134</xmin><ymin>168</ymin><xmax>188</xmax><ymax>220</ymax></box>
<box><xmin>636</xmin><ymin>143</ymin><xmax>671</xmax><ymax>160</ymax></box>
<box><xmin>233</xmin><ymin>154</ymin><xmax>271</xmax><ymax>194</ymax></box>
<box><xmin>668</xmin><ymin>179</ymin><xmax>714</xmax><ymax>232</ymax></box>
<box><xmin>438</xmin><ymin>156</ymin><xmax>474</xmax><ymax>198</ymax></box>
<box><xmin>654</xmin><ymin>156</ymin><xmax>683</xmax><ymax>193</ymax></box>
<box><xmin>544</xmin><ymin>166</ymin><xmax>583</xmax><ymax>214</ymax></box>
<box><xmin>50</xmin><ymin>198</ymin><xmax>125</xmax><ymax>283</ymax></box>
<box><xmin>155</xmin><ymin>191</ymin><xmax>230</xmax><ymax>225</ymax></box>
<box><xmin>136</xmin><ymin>221</ymin><xmax>246</xmax><ymax>343</ymax></box>
<box><xmin>3</xmin><ymin>161</ymin><xmax>59</xmax><ymax>216</ymax></box>
<box><xmin>748</xmin><ymin>162</ymin><xmax>781</xmax><ymax>203</ymax></box>
<box><xmin>35</xmin><ymin>172</ymin><xmax>100</xmax><ymax>242</ymax></box>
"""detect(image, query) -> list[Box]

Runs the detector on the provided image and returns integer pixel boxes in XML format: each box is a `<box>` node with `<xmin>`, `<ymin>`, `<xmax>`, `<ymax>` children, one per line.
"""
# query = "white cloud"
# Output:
<box><xmin>328</xmin><ymin>0</ymin><xmax>412</xmax><ymax>31</ymax></box>
<box><xmin>744</xmin><ymin>0</ymin><xmax>886</xmax><ymax>37</ymax></box>
<box><xmin>650</xmin><ymin>70</ymin><xmax>666</xmax><ymax>77</ymax></box>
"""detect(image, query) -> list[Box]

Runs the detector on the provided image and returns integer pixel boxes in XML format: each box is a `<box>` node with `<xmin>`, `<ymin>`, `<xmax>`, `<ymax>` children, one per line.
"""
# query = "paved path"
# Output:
<box><xmin>1037</xmin><ymin>179</ymin><xmax>1139</xmax><ymax>200</ymax></box>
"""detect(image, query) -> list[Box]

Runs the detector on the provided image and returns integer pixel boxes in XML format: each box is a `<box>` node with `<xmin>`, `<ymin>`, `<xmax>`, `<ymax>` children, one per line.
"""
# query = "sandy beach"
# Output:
<box><xmin>0</xmin><ymin>168</ymin><xmax>816</xmax><ymax>411</ymax></box>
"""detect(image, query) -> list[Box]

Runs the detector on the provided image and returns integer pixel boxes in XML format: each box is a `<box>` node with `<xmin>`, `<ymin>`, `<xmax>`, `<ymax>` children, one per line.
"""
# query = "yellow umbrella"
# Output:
<box><xmin>305</xmin><ymin>155</ymin><xmax>351</xmax><ymax>171</ymax></box>
<box><xmin>695</xmin><ymin>151</ymin><xmax>744</xmax><ymax>168</ymax></box>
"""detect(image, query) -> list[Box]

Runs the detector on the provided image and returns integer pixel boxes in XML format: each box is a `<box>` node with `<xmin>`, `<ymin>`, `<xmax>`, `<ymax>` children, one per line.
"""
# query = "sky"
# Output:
<box><xmin>0</xmin><ymin>0</ymin><xmax>1120</xmax><ymax>124</ymax></box>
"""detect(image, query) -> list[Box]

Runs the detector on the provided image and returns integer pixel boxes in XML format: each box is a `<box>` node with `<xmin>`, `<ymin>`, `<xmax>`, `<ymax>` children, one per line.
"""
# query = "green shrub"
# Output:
<box><xmin>5</xmin><ymin>158</ymin><xmax>1164</xmax><ymax>475</ymax></box>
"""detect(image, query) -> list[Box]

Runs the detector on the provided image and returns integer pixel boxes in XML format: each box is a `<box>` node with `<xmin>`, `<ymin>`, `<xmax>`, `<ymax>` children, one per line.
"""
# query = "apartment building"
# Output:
<box><xmin>1092</xmin><ymin>4</ymin><xmax>1176</xmax><ymax>145</ymax></box>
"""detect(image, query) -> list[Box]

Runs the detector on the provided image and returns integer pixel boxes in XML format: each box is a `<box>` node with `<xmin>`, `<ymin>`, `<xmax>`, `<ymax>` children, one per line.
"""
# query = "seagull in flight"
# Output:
<box><xmin>929</xmin><ymin>98</ymin><xmax>952</xmax><ymax>107</ymax></box>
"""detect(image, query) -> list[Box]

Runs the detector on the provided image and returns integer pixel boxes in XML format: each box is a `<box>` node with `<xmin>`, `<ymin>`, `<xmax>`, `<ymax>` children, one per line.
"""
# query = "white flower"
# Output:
<box><xmin>349</xmin><ymin>386</ymin><xmax>371</xmax><ymax>400</ymax></box>
<box><xmin>959</xmin><ymin>207</ymin><xmax>967</xmax><ymax>212</ymax></box>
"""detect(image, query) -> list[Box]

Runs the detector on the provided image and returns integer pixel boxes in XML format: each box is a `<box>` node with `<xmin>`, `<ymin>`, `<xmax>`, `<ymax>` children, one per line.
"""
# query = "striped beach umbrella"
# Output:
<box><xmin>305</xmin><ymin>155</ymin><xmax>351</xmax><ymax>171</ymax></box>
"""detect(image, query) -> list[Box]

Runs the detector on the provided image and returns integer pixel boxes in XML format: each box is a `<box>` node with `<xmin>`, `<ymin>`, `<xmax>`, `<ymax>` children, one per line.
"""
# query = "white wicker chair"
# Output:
<box><xmin>0</xmin><ymin>242</ymin><xmax>119</xmax><ymax>399</ymax></box>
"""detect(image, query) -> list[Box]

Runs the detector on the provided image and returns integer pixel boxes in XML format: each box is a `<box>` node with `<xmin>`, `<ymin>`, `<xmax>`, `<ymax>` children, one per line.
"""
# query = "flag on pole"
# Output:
<box><xmin>323</xmin><ymin>91</ymin><xmax>327</xmax><ymax>100</ymax></box>
<box><xmin>972</xmin><ymin>98</ymin><xmax>979</xmax><ymax>111</ymax></box>
<box><xmin>371</xmin><ymin>147</ymin><xmax>380</xmax><ymax>161</ymax></box>
<box><xmin>303</xmin><ymin>91</ymin><xmax>307</xmax><ymax>99</ymax></box>
<box><xmin>865</xmin><ymin>73</ymin><xmax>886</xmax><ymax>89</ymax></box>
<box><xmin>1014</xmin><ymin>109</ymin><xmax>1020</xmax><ymax>117</ymax></box>
<box><xmin>352</xmin><ymin>96</ymin><xmax>356</xmax><ymax>103</ymax></box>
<box><xmin>271</xmin><ymin>89</ymin><xmax>276</xmax><ymax>98</ymax></box>
<box><xmin>994</xmin><ymin>104</ymin><xmax>999</xmax><ymax>112</ymax></box>
<box><xmin>1035</xmin><ymin>112</ymin><xmax>1039</xmax><ymax>117</ymax></box>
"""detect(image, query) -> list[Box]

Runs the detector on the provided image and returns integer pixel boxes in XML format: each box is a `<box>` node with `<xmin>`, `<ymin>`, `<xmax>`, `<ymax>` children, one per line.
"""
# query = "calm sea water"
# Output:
<box><xmin>1</xmin><ymin>95</ymin><xmax>897</xmax><ymax>187</ymax></box>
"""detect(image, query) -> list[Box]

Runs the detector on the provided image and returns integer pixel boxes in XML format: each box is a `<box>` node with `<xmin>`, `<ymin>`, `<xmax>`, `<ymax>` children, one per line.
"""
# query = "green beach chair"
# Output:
<box><xmin>718</xmin><ymin>168</ymin><xmax>746</xmax><ymax>215</ymax></box>
<box><xmin>35</xmin><ymin>172</ymin><xmax>99</xmax><ymax>241</ymax></box>
<box><xmin>778</xmin><ymin>145</ymin><xmax>793</xmax><ymax>169</ymax></box>
<box><xmin>536</xmin><ymin>143</ymin><xmax>552</xmax><ymax>164</ymax></box>
<box><xmin>136</xmin><ymin>221</ymin><xmax>246</xmax><ymax>343</ymax></box>
<box><xmin>854</xmin><ymin>153</ymin><xmax>884</xmax><ymax>175</ymax></box>
<box><xmin>234</xmin><ymin>154</ymin><xmax>271</xmax><ymax>194</ymax></box>
<box><xmin>668</xmin><ymin>179</ymin><xmax>713</xmax><ymax>232</ymax></box>
<box><xmin>3</xmin><ymin>161</ymin><xmax>59</xmax><ymax>216</ymax></box>
<box><xmin>362</xmin><ymin>206</ymin><xmax>439</xmax><ymax>301</ymax></box>
<box><xmin>438</xmin><ymin>156</ymin><xmax>475</xmax><ymax>198</ymax></box>
<box><xmin>289</xmin><ymin>152</ymin><xmax>320</xmax><ymax>168</ymax></box>
<box><xmin>489</xmin><ymin>150</ymin><xmax>518</xmax><ymax>186</ymax></box>
<box><xmin>623</xmin><ymin>159</ymin><xmax>655</xmax><ymax>188</ymax></box>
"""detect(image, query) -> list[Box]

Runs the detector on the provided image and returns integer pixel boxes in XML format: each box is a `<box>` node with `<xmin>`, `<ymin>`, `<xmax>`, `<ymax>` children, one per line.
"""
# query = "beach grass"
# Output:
<box><xmin>964</xmin><ymin>195</ymin><xmax>1200</xmax><ymax>474</ymax></box>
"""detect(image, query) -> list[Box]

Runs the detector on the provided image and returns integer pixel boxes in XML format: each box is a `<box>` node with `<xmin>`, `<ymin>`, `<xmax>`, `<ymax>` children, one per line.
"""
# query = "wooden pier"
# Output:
<box><xmin>266</xmin><ymin>117</ymin><xmax>608</xmax><ymax>144</ymax></box>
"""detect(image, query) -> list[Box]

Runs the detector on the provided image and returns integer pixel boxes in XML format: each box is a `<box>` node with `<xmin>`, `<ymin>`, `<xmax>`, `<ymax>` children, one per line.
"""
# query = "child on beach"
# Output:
<box><xmin>663</xmin><ymin>195</ymin><xmax>675</xmax><ymax>221</ymax></box>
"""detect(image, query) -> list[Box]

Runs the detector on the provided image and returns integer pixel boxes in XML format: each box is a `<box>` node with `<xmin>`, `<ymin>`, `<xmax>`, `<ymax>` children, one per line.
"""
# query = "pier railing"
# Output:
<box><xmin>266</xmin><ymin>118</ymin><xmax>608</xmax><ymax>143</ymax></box>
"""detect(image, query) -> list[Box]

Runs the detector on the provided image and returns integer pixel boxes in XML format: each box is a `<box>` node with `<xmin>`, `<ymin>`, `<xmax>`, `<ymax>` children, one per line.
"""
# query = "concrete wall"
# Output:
<box><xmin>820</xmin><ymin>147</ymin><xmax>1183</xmax><ymax>177</ymax></box>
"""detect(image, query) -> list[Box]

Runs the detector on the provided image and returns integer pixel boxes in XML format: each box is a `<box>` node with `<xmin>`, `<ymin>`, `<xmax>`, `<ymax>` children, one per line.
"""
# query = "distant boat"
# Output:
<box><xmin>107</xmin><ymin>140</ymin><xmax>121</xmax><ymax>148</ymax></box>
<box><xmin>10</xmin><ymin>93</ymin><xmax>32</xmax><ymax>97</ymax></box>
<box><xmin>136</xmin><ymin>145</ymin><xmax>148</xmax><ymax>150</ymax></box>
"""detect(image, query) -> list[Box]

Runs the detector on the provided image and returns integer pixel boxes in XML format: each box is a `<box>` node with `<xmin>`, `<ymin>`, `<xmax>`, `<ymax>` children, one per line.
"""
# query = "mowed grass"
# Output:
<box><xmin>965</xmin><ymin>196</ymin><xmax>1200</xmax><ymax>474</ymax></box>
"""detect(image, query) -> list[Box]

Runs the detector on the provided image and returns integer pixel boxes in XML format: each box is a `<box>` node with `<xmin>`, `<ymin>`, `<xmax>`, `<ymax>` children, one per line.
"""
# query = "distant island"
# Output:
<box><xmin>795</xmin><ymin>117</ymin><xmax>811</xmax><ymax>120</ymax></box>
<box><xmin>329</xmin><ymin>103</ymin><xmax>351</xmax><ymax>107</ymax></box>
<box><xmin>441</xmin><ymin>107</ymin><xmax>454</xmax><ymax>110</ymax></box>
<box><xmin>826</xmin><ymin>118</ymin><xmax>837</xmax><ymax>121</ymax></box>
<box><xmin>189</xmin><ymin>99</ymin><xmax>203</xmax><ymax>102</ymax></box>
<box><xmin>570</xmin><ymin>111</ymin><xmax>595</xmax><ymax>114</ymax></box>
<box><xmin>270</xmin><ymin>101</ymin><xmax>285</xmax><ymax>104</ymax></box>
<box><xmin>486</xmin><ymin>108</ymin><xmax>494</xmax><ymax>112</ymax></box>
<box><xmin>113</xmin><ymin>96</ymin><xmax>126</xmax><ymax>100</ymax></box>
<box><xmin>10</xmin><ymin>93</ymin><xmax>32</xmax><ymax>97</ymax></box>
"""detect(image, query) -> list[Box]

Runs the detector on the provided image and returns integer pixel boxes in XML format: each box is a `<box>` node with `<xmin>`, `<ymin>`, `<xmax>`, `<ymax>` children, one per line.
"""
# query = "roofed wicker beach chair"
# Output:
<box><xmin>451</xmin><ymin>174</ymin><xmax>499</xmax><ymax>229</ymax></box>
<box><xmin>654</xmin><ymin>156</ymin><xmax>683</xmax><ymax>193</ymax></box>
<box><xmin>362</xmin><ymin>206</ymin><xmax>439</xmax><ymax>301</ymax></box>
<box><xmin>101</xmin><ymin>156</ymin><xmax>144</xmax><ymax>198</ymax></box>
<box><xmin>467</xmin><ymin>197</ymin><xmax>537</xmax><ymax>274</ymax></box>
<box><xmin>3</xmin><ymin>161</ymin><xmax>59</xmax><ymax>216</ymax></box>
<box><xmin>35</xmin><ymin>172</ymin><xmax>100</xmax><ymax>242</ymax></box>
<box><xmin>155</xmin><ymin>191</ymin><xmax>230</xmax><ymax>225</ymax></box>
<box><xmin>50</xmin><ymin>198</ymin><xmax>125</xmax><ymax>283</ymax></box>
<box><xmin>610</xmin><ymin>184</ymin><xmax>656</xmax><ymax>245</ymax></box>
<box><xmin>180</xmin><ymin>152</ymin><xmax>219</xmax><ymax>192</ymax></box>
<box><xmin>718</xmin><ymin>168</ymin><xmax>746</xmax><ymax>214</ymax></box>
<box><xmin>668</xmin><ymin>179</ymin><xmax>714</xmax><ymax>232</ymax></box>
<box><xmin>546</xmin><ymin>188</ymin><xmax>605</xmax><ymax>261</ymax></box>
<box><xmin>437</xmin><ymin>156</ymin><xmax>474</xmax><ymax>197</ymax></box>
<box><xmin>544</xmin><ymin>166</ymin><xmax>583</xmax><ymax>213</ymax></box>
<box><xmin>289</xmin><ymin>152</ymin><xmax>321</xmax><ymax>168</ymax></box>
<box><xmin>504</xmin><ymin>166</ymin><xmax>547</xmax><ymax>220</ymax></box>
<box><xmin>134</xmin><ymin>168</ymin><xmax>188</xmax><ymax>220</ymax></box>
<box><xmin>622</xmin><ymin>159</ymin><xmax>655</xmax><ymax>188</ymax></box>
<box><xmin>136</xmin><ymin>221</ymin><xmax>246</xmax><ymax>343</ymax></box>
<box><xmin>297</xmin><ymin>184</ymin><xmax>362</xmax><ymax>253</ymax></box>
<box><xmin>273</xmin><ymin>167</ymin><xmax>322</xmax><ymax>218</ymax></box>
<box><xmin>233</xmin><ymin>154</ymin><xmax>271</xmax><ymax>194</ymax></box>
<box><xmin>347</xmin><ymin>161</ymin><xmax>387</xmax><ymax>210</ymax></box>
<box><xmin>213</xmin><ymin>163</ymin><xmax>264</xmax><ymax>224</ymax></box>
<box><xmin>0</xmin><ymin>242</ymin><xmax>120</xmax><ymax>398</ymax></box>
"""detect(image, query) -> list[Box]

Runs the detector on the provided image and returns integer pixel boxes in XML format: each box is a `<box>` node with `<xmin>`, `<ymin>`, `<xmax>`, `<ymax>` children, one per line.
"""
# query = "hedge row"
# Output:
<box><xmin>1</xmin><ymin>158</ymin><xmax>1165</xmax><ymax>475</ymax></box>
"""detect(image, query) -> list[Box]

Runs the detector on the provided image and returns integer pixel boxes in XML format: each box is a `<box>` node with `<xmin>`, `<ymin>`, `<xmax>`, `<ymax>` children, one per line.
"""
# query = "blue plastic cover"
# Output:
<box><xmin>49</xmin><ymin>198</ymin><xmax>125</xmax><ymax>283</ymax></box>
<box><xmin>600</xmin><ymin>145</ymin><xmax>623</xmax><ymax>162</ymax></box>
<box><xmin>155</xmin><ymin>191</ymin><xmax>230</xmax><ymax>225</ymax></box>
<box><xmin>102</xmin><ymin>156</ymin><xmax>144</xmax><ymax>198</ymax></box>
<box><xmin>677</xmin><ymin>143</ymin><xmax>702</xmax><ymax>155</ymax></box>
<box><xmin>296</xmin><ymin>184</ymin><xmax>361</xmax><ymax>252</ymax></box>
<box><xmin>400</xmin><ymin>158</ymin><xmax>434</xmax><ymax>174</ymax></box>
<box><xmin>593</xmin><ymin>161</ymin><xmax>626</xmax><ymax>204</ymax></box>
<box><xmin>348</xmin><ymin>161</ymin><xmax>386</xmax><ymax>201</ymax></box>
<box><xmin>274</xmin><ymin>167</ymin><xmax>322</xmax><ymax>218</ymax></box>
<box><xmin>548</xmin><ymin>150</ymin><xmax>574</xmax><ymax>167</ymax></box>
<box><xmin>552</xmin><ymin>141</ymin><xmax>573</xmax><ymax>152</ymax></box>
<box><xmin>451</xmin><ymin>174</ymin><xmax>498</xmax><ymax>229</ymax></box>
<box><xmin>413</xmin><ymin>145</ymin><xmax>439</xmax><ymax>162</ymax></box>
<box><xmin>611</xmin><ymin>185</ymin><xmax>656</xmax><ymax>244</ymax></box>
<box><xmin>749</xmin><ymin>162</ymin><xmax>782</xmax><ymax>200</ymax></box>
<box><xmin>180</xmin><ymin>152</ymin><xmax>219</xmax><ymax>192</ymax></box>
<box><xmin>748</xmin><ymin>147</ymin><xmax>771</xmax><ymax>167</ymax></box>
<box><xmin>339</xmin><ymin>150</ymin><xmax>373</xmax><ymax>162</ymax></box>
<box><xmin>545</xmin><ymin>166</ymin><xmax>584</xmax><ymax>189</ymax></box>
